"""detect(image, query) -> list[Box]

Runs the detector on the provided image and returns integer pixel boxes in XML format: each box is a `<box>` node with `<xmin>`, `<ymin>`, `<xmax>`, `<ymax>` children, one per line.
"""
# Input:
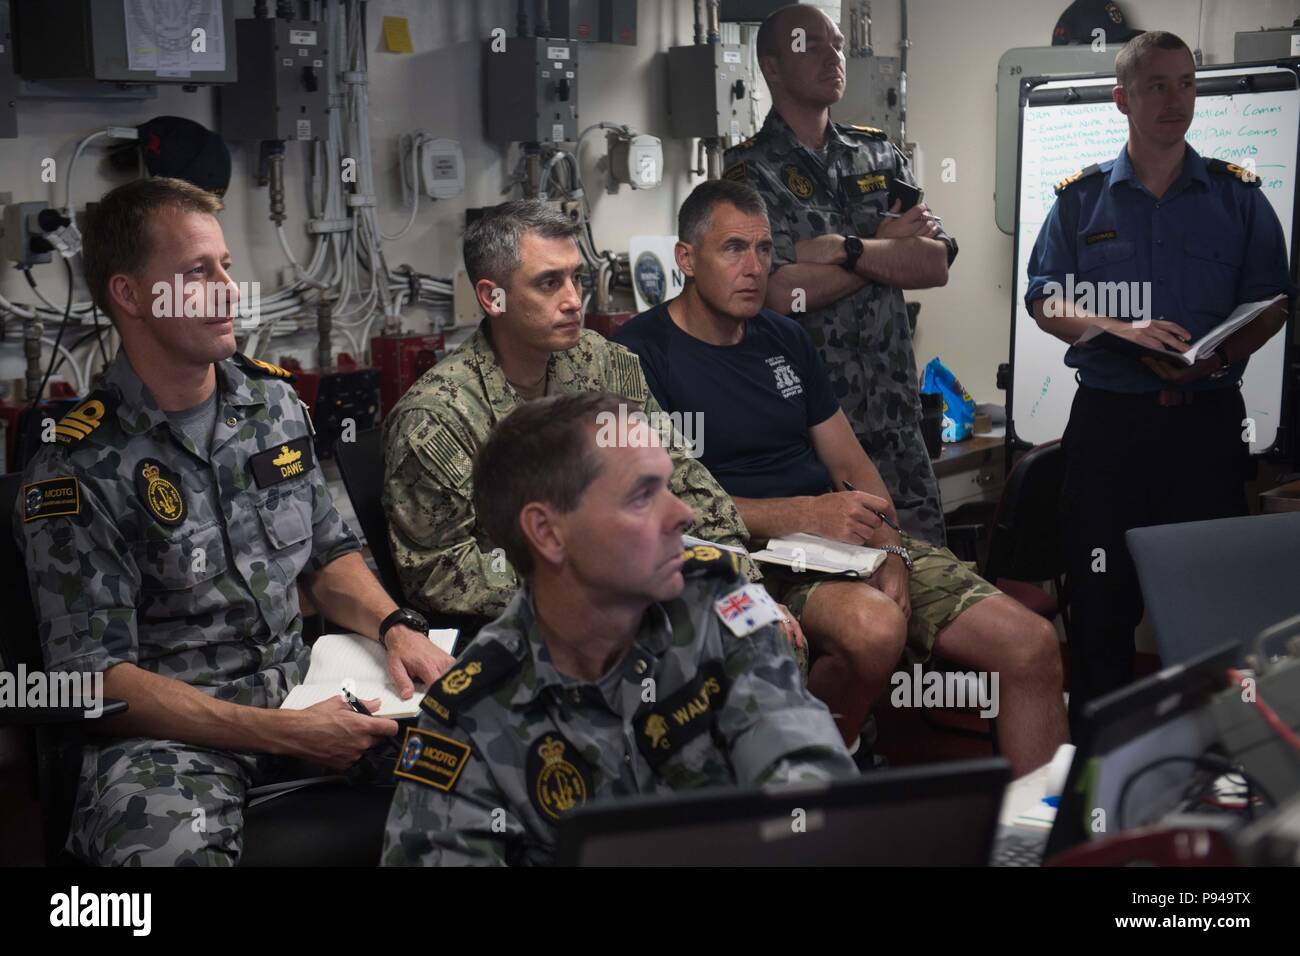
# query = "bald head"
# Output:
<box><xmin>756</xmin><ymin>3</ymin><xmax>845</xmax><ymax>109</ymax></box>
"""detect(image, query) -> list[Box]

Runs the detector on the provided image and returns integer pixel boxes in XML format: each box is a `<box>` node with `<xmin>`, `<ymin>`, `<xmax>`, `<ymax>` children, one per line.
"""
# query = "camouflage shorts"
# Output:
<box><xmin>762</xmin><ymin>533</ymin><xmax>1001</xmax><ymax>663</ymax></box>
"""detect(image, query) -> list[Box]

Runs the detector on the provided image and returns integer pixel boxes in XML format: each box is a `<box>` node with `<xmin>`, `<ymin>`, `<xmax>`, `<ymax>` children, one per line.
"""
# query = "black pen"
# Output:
<box><xmin>342</xmin><ymin>687</ymin><xmax>402</xmax><ymax>755</ymax></box>
<box><xmin>342</xmin><ymin>687</ymin><xmax>372</xmax><ymax>716</ymax></box>
<box><xmin>841</xmin><ymin>480</ymin><xmax>902</xmax><ymax>533</ymax></box>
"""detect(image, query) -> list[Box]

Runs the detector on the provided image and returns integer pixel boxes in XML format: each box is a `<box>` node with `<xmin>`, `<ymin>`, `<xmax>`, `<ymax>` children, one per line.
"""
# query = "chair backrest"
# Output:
<box><xmin>0</xmin><ymin>472</ymin><xmax>42</xmax><ymax>672</ymax></box>
<box><xmin>982</xmin><ymin>440</ymin><xmax>1065</xmax><ymax>583</ymax></box>
<box><xmin>1127</xmin><ymin>512</ymin><xmax>1300</xmax><ymax>667</ymax></box>
<box><xmin>334</xmin><ymin>428</ymin><xmax>405</xmax><ymax>601</ymax></box>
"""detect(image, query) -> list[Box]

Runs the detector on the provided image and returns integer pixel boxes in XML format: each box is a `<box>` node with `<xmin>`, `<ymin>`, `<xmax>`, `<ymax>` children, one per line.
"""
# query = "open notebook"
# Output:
<box><xmin>749</xmin><ymin>533</ymin><xmax>887</xmax><ymax>577</ymax></box>
<box><xmin>1077</xmin><ymin>294</ymin><xmax>1284</xmax><ymax>366</ymax></box>
<box><xmin>280</xmin><ymin>629</ymin><xmax>458</xmax><ymax>718</ymax></box>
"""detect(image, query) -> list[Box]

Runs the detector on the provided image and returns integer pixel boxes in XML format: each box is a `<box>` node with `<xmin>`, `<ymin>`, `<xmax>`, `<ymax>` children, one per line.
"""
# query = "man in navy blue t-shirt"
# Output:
<box><xmin>616</xmin><ymin>180</ymin><xmax>1067</xmax><ymax>775</ymax></box>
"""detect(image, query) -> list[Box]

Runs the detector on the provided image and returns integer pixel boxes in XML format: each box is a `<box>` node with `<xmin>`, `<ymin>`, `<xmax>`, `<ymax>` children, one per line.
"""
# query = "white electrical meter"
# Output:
<box><xmin>610</xmin><ymin>134</ymin><xmax>664</xmax><ymax>190</ymax></box>
<box><xmin>420</xmin><ymin>138</ymin><xmax>466</xmax><ymax>199</ymax></box>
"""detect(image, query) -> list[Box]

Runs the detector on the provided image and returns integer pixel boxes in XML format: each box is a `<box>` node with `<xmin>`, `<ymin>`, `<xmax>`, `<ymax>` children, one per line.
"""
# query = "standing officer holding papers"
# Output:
<box><xmin>1025</xmin><ymin>31</ymin><xmax>1293</xmax><ymax>725</ymax></box>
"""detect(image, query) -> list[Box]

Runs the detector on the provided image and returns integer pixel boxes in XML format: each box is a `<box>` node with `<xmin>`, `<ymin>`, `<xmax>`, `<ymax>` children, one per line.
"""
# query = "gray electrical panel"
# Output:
<box><xmin>1235</xmin><ymin>28</ymin><xmax>1300</xmax><ymax>62</ymax></box>
<box><xmin>599</xmin><ymin>0</ymin><xmax>637</xmax><ymax>45</ymax></box>
<box><xmin>485</xmin><ymin>36</ymin><xmax>580</xmax><ymax>144</ymax></box>
<box><xmin>546</xmin><ymin>0</ymin><xmax>600</xmax><ymax>40</ymax></box>
<box><xmin>12</xmin><ymin>0</ymin><xmax>238</xmax><ymax>85</ymax></box>
<box><xmin>545</xmin><ymin>0</ymin><xmax>636</xmax><ymax>44</ymax></box>
<box><xmin>667</xmin><ymin>43</ymin><xmax>754</xmax><ymax>141</ymax></box>
<box><xmin>218</xmin><ymin>18</ymin><xmax>329</xmax><ymax>142</ymax></box>
<box><xmin>0</xmin><ymin>0</ymin><xmax>16</xmax><ymax>138</ymax></box>
<box><xmin>835</xmin><ymin>55</ymin><xmax>902</xmax><ymax>143</ymax></box>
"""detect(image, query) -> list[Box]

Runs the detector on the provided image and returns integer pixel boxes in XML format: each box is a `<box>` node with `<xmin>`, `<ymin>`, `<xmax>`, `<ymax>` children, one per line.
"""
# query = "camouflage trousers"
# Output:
<box><xmin>66</xmin><ymin>737</ymin><xmax>393</xmax><ymax>866</ymax></box>
<box><xmin>764</xmin><ymin>532</ymin><xmax>1000</xmax><ymax>663</ymax></box>
<box><xmin>859</xmin><ymin>424</ymin><xmax>946</xmax><ymax>548</ymax></box>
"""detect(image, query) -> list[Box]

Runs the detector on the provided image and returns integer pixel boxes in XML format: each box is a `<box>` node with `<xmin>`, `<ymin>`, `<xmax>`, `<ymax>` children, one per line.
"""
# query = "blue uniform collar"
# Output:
<box><xmin>1108</xmin><ymin>143</ymin><xmax>1210</xmax><ymax>195</ymax></box>
<box><xmin>760</xmin><ymin>107</ymin><xmax>845</xmax><ymax>159</ymax></box>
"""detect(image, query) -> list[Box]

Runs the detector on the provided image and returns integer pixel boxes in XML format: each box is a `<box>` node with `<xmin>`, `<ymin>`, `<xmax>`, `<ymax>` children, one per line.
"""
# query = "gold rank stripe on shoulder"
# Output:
<box><xmin>1207</xmin><ymin>158</ymin><xmax>1262</xmax><ymax>186</ymax></box>
<box><xmin>606</xmin><ymin>346</ymin><xmax>647</xmax><ymax>402</ymax></box>
<box><xmin>1054</xmin><ymin>163</ymin><xmax>1103</xmax><ymax>195</ymax></box>
<box><xmin>53</xmin><ymin>396</ymin><xmax>109</xmax><ymax>445</ymax></box>
<box><xmin>235</xmin><ymin>352</ymin><xmax>293</xmax><ymax>379</ymax></box>
<box><xmin>722</xmin><ymin>161</ymin><xmax>750</xmax><ymax>183</ymax></box>
<box><xmin>848</xmin><ymin>123</ymin><xmax>887</xmax><ymax>138</ymax></box>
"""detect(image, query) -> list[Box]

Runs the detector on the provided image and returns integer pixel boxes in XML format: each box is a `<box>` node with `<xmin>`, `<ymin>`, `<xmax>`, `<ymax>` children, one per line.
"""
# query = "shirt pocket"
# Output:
<box><xmin>129</xmin><ymin>521</ymin><xmax>230</xmax><ymax>629</ymax></box>
<box><xmin>1076</xmin><ymin>239</ymin><xmax>1136</xmax><ymax>281</ymax></box>
<box><xmin>1182</xmin><ymin>234</ymin><xmax>1244</xmax><ymax>328</ymax></box>
<box><xmin>847</xmin><ymin>175</ymin><xmax>891</xmax><ymax>237</ymax></box>
<box><xmin>256</xmin><ymin>479</ymin><xmax>315</xmax><ymax>588</ymax></box>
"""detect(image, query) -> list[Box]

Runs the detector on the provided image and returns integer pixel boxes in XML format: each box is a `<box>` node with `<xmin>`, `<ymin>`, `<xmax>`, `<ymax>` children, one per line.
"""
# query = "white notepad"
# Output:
<box><xmin>279</xmin><ymin>629</ymin><xmax>457</xmax><ymax>718</ymax></box>
<box><xmin>750</xmin><ymin>533</ymin><xmax>887</xmax><ymax>577</ymax></box>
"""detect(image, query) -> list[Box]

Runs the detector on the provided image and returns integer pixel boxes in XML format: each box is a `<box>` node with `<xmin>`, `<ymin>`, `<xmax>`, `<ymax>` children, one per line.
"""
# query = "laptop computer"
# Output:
<box><xmin>992</xmin><ymin>640</ymin><xmax>1241</xmax><ymax>866</ymax></box>
<box><xmin>1127</xmin><ymin>512</ymin><xmax>1300</xmax><ymax>667</ymax></box>
<box><xmin>554</xmin><ymin>758</ymin><xmax>1010</xmax><ymax>866</ymax></box>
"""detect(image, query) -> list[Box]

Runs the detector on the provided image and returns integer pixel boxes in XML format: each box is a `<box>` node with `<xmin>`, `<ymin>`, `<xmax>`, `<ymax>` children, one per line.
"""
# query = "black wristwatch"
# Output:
<box><xmin>379</xmin><ymin>607</ymin><xmax>429</xmax><ymax>650</ymax></box>
<box><xmin>842</xmin><ymin>235</ymin><xmax>864</xmax><ymax>272</ymax></box>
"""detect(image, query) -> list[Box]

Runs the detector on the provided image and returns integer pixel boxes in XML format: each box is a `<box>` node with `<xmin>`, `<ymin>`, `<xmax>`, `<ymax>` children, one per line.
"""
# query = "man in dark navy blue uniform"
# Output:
<box><xmin>1026</xmin><ymin>31</ymin><xmax>1293</xmax><ymax>725</ymax></box>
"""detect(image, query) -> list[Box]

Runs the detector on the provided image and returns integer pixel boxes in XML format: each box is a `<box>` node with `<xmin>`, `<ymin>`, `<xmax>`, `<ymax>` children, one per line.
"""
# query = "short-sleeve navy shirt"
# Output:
<box><xmin>1025</xmin><ymin>144</ymin><xmax>1293</xmax><ymax>393</ymax></box>
<box><xmin>613</xmin><ymin>303</ymin><xmax>840</xmax><ymax>499</ymax></box>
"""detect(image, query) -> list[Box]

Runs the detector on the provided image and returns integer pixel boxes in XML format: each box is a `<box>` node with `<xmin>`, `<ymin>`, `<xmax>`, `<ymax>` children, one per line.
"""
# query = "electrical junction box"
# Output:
<box><xmin>420</xmin><ymin>139</ymin><xmax>465</xmax><ymax>199</ymax></box>
<box><xmin>667</xmin><ymin>43</ymin><xmax>753</xmax><ymax>142</ymax></box>
<box><xmin>485</xmin><ymin>36</ymin><xmax>580</xmax><ymax>144</ymax></box>
<box><xmin>218</xmin><ymin>17</ymin><xmax>329</xmax><ymax>142</ymax></box>
<box><xmin>609</xmin><ymin>134</ymin><xmax>663</xmax><ymax>189</ymax></box>
<box><xmin>12</xmin><ymin>0</ymin><xmax>237</xmax><ymax>84</ymax></box>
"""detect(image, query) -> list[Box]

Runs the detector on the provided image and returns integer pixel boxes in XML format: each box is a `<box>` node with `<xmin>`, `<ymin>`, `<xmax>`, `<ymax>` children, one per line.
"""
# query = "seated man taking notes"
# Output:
<box><xmin>381</xmin><ymin>392</ymin><xmax>854</xmax><ymax>866</ymax></box>
<box><xmin>614</xmin><ymin>179</ymin><xmax>1068</xmax><ymax>776</ymax></box>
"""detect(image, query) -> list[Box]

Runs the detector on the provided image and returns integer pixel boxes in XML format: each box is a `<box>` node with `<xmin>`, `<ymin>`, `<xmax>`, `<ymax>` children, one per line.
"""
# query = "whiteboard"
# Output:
<box><xmin>1010</xmin><ymin>64</ymin><xmax>1299</xmax><ymax>452</ymax></box>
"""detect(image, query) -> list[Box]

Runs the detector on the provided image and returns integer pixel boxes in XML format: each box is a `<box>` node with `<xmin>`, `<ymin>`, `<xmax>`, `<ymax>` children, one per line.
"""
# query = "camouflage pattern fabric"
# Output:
<box><xmin>724</xmin><ymin>109</ymin><xmax>952</xmax><ymax>545</ymax></box>
<box><xmin>763</xmin><ymin>532</ymin><xmax>1001</xmax><ymax>663</ymax></box>
<box><xmin>13</xmin><ymin>350</ymin><xmax>361</xmax><ymax>864</ymax></box>
<box><xmin>381</xmin><ymin>549</ymin><xmax>854</xmax><ymax>866</ymax></box>
<box><xmin>382</xmin><ymin>323</ymin><xmax>756</xmax><ymax>619</ymax></box>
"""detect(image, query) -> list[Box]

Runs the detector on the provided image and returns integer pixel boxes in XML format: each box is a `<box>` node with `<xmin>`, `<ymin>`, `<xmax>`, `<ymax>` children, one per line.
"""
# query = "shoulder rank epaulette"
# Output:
<box><xmin>722</xmin><ymin>160</ymin><xmax>752</xmax><ymax>183</ymax></box>
<box><xmin>682</xmin><ymin>543</ymin><xmax>743</xmax><ymax>580</ymax></box>
<box><xmin>1054</xmin><ymin>163</ymin><xmax>1104</xmax><ymax>195</ymax></box>
<box><xmin>53</xmin><ymin>390</ymin><xmax>116</xmax><ymax>446</ymax></box>
<box><xmin>232</xmin><ymin>352</ymin><xmax>295</xmax><ymax>380</ymax></box>
<box><xmin>419</xmin><ymin>640</ymin><xmax>519</xmax><ymax>726</ymax></box>
<box><xmin>844</xmin><ymin>123</ymin><xmax>889</xmax><ymax>140</ymax></box>
<box><xmin>733</xmin><ymin>132</ymin><xmax>758</xmax><ymax>150</ymax></box>
<box><xmin>1206</xmin><ymin>158</ymin><xmax>1262</xmax><ymax>187</ymax></box>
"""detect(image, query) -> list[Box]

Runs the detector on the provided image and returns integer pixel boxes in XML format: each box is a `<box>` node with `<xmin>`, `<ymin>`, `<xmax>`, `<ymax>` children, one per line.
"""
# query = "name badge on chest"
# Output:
<box><xmin>249</xmin><ymin>436</ymin><xmax>316</xmax><ymax>488</ymax></box>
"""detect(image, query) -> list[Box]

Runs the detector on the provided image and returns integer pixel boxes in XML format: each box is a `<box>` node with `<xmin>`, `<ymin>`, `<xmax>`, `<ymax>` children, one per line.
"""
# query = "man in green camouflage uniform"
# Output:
<box><xmin>723</xmin><ymin>4</ymin><xmax>954</xmax><ymax>545</ymax></box>
<box><xmin>382</xmin><ymin>200</ymin><xmax>758</xmax><ymax>622</ymax></box>
<box><xmin>382</xmin><ymin>393</ymin><xmax>853</xmax><ymax>865</ymax></box>
<box><xmin>14</xmin><ymin>178</ymin><xmax>446</xmax><ymax>865</ymax></box>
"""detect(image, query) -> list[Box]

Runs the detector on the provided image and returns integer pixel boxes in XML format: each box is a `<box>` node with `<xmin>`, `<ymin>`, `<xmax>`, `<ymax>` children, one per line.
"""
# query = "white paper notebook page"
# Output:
<box><xmin>281</xmin><ymin>630</ymin><xmax>457</xmax><ymax>717</ymax></box>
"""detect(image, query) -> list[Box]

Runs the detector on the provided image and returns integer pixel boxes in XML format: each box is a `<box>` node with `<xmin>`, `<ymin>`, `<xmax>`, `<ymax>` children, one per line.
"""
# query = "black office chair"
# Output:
<box><xmin>335</xmin><ymin>428</ymin><xmax>488</xmax><ymax>648</ymax></box>
<box><xmin>0</xmin><ymin>472</ymin><xmax>394</xmax><ymax>866</ymax></box>
<box><xmin>979</xmin><ymin>439</ymin><xmax>1069</xmax><ymax>629</ymax></box>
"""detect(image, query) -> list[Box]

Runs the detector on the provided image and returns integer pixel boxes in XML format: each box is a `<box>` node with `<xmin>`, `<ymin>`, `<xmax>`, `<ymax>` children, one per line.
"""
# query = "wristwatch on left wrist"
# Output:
<box><xmin>379</xmin><ymin>607</ymin><xmax>429</xmax><ymax>650</ymax></box>
<box><xmin>842</xmin><ymin>235</ymin><xmax>864</xmax><ymax>272</ymax></box>
<box><xmin>1209</xmin><ymin>346</ymin><xmax>1232</xmax><ymax>379</ymax></box>
<box><xmin>878</xmin><ymin>544</ymin><xmax>914</xmax><ymax>572</ymax></box>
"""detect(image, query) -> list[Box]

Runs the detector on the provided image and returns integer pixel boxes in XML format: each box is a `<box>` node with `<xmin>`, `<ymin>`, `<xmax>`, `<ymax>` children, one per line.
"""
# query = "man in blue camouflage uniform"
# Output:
<box><xmin>723</xmin><ymin>3</ymin><xmax>955</xmax><ymax>545</ymax></box>
<box><xmin>382</xmin><ymin>393</ymin><xmax>854</xmax><ymax>865</ymax></box>
<box><xmin>14</xmin><ymin>178</ymin><xmax>449</xmax><ymax>865</ymax></box>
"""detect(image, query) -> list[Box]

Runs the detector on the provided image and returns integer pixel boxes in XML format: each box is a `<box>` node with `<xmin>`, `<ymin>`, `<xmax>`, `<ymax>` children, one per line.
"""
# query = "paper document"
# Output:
<box><xmin>1077</xmin><ymin>294</ymin><xmax>1284</xmax><ymax>366</ymax></box>
<box><xmin>750</xmin><ymin>533</ymin><xmax>887</xmax><ymax>576</ymax></box>
<box><xmin>280</xmin><ymin>629</ymin><xmax>457</xmax><ymax>718</ymax></box>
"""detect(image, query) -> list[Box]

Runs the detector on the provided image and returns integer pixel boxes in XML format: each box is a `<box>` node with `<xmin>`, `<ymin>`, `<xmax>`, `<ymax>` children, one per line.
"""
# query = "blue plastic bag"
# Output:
<box><xmin>920</xmin><ymin>356</ymin><xmax>975</xmax><ymax>443</ymax></box>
